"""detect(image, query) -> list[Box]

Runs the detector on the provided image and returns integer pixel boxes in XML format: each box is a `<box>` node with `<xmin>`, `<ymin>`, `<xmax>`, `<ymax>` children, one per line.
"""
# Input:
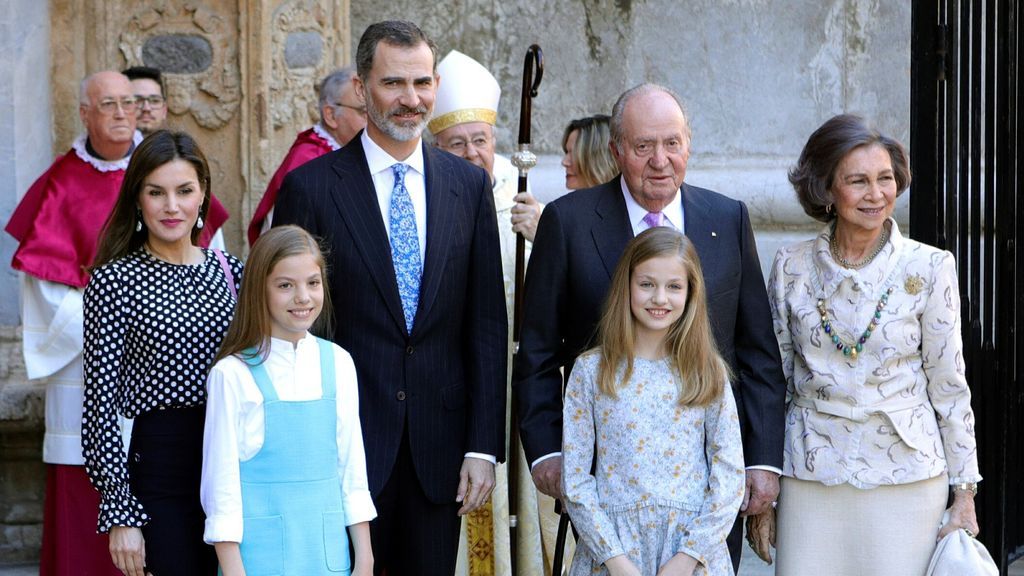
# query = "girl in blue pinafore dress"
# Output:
<box><xmin>201</xmin><ymin>225</ymin><xmax>375</xmax><ymax>576</ymax></box>
<box><xmin>562</xmin><ymin>228</ymin><xmax>745</xmax><ymax>576</ymax></box>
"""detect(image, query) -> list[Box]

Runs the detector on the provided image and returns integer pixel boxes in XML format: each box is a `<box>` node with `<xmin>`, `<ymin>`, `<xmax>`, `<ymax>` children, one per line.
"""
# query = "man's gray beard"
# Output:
<box><xmin>366</xmin><ymin>95</ymin><xmax>431</xmax><ymax>143</ymax></box>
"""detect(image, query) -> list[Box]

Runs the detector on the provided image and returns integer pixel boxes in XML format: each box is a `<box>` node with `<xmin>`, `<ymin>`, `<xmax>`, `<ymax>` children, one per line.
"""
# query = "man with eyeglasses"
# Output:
<box><xmin>248</xmin><ymin>65</ymin><xmax>367</xmax><ymax>244</ymax></box>
<box><xmin>429</xmin><ymin>50</ymin><xmax>541</xmax><ymax>244</ymax></box>
<box><xmin>123</xmin><ymin>66</ymin><xmax>168</xmax><ymax>135</ymax></box>
<box><xmin>4</xmin><ymin>70</ymin><xmax>138</xmax><ymax>576</ymax></box>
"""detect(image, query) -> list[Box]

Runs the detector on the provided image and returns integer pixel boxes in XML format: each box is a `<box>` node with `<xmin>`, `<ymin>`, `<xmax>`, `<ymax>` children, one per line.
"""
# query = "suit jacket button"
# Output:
<box><xmin>406</xmin><ymin>346</ymin><xmax>414</xmax><ymax>355</ymax></box>
<box><xmin>396</xmin><ymin>390</ymin><xmax>407</xmax><ymax>401</ymax></box>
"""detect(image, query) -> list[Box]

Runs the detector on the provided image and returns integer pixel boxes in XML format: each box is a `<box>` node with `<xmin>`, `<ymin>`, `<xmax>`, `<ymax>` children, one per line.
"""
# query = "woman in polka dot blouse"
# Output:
<box><xmin>82</xmin><ymin>131</ymin><xmax>242</xmax><ymax>576</ymax></box>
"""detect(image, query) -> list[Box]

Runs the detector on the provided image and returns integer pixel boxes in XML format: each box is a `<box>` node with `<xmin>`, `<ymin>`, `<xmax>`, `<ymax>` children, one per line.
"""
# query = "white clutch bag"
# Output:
<box><xmin>926</xmin><ymin>511</ymin><xmax>998</xmax><ymax>576</ymax></box>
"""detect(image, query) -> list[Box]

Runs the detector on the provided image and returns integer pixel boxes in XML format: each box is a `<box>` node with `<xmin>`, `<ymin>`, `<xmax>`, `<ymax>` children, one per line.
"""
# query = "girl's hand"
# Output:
<box><xmin>109</xmin><ymin>526</ymin><xmax>148</xmax><ymax>576</ymax></box>
<box><xmin>657</xmin><ymin>552</ymin><xmax>698</xmax><ymax>576</ymax></box>
<box><xmin>605</xmin><ymin>554</ymin><xmax>642</xmax><ymax>576</ymax></box>
<box><xmin>938</xmin><ymin>490</ymin><xmax>980</xmax><ymax>540</ymax></box>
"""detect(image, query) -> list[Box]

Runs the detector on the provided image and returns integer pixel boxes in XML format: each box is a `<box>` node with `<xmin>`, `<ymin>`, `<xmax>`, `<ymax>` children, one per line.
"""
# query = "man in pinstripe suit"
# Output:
<box><xmin>273</xmin><ymin>20</ymin><xmax>508</xmax><ymax>575</ymax></box>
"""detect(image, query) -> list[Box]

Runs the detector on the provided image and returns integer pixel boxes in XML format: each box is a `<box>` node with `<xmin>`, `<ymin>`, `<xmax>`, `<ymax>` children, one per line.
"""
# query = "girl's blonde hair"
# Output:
<box><xmin>595</xmin><ymin>227</ymin><xmax>729</xmax><ymax>405</ymax></box>
<box><xmin>215</xmin><ymin>225</ymin><xmax>333</xmax><ymax>364</ymax></box>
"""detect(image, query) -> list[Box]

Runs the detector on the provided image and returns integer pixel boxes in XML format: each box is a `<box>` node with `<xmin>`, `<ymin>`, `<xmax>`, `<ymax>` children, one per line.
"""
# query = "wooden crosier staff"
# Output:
<box><xmin>509</xmin><ymin>43</ymin><xmax>542</xmax><ymax>575</ymax></box>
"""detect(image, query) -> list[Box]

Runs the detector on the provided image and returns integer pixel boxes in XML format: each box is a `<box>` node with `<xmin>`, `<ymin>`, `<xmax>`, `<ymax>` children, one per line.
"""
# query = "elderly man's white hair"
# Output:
<box><xmin>78</xmin><ymin>71</ymin><xmax>130</xmax><ymax>106</ymax></box>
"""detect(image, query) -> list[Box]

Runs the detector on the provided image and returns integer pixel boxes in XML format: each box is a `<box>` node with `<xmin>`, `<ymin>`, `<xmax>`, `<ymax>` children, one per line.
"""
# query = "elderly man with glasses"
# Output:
<box><xmin>248</xmin><ymin>65</ymin><xmax>367</xmax><ymax>244</ymax></box>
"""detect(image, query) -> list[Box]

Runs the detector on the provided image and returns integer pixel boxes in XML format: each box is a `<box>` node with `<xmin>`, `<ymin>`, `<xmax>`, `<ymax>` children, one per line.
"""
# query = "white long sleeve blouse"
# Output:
<box><xmin>768</xmin><ymin>219</ymin><xmax>981</xmax><ymax>488</ymax></box>
<box><xmin>201</xmin><ymin>334</ymin><xmax>377</xmax><ymax>544</ymax></box>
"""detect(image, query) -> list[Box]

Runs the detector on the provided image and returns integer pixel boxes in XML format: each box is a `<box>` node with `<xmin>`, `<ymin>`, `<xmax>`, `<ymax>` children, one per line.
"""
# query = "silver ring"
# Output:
<box><xmin>964</xmin><ymin>528</ymin><xmax>975</xmax><ymax>538</ymax></box>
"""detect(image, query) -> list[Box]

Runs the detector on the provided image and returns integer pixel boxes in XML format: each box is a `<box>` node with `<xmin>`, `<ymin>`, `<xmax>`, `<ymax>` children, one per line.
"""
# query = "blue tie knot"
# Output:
<box><xmin>392</xmin><ymin>163</ymin><xmax>408</xmax><ymax>181</ymax></box>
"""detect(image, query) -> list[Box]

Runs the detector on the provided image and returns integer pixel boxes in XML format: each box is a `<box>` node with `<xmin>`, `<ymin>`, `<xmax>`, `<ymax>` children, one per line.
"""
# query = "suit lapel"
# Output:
<box><xmin>592</xmin><ymin>178</ymin><xmax>634</xmax><ymax>279</ymax></box>
<box><xmin>328</xmin><ymin>140</ymin><xmax>407</xmax><ymax>333</ymax></box>
<box><xmin>681</xmin><ymin>183</ymin><xmax>715</xmax><ymax>269</ymax></box>
<box><xmin>414</xmin><ymin>144</ymin><xmax>456</xmax><ymax>330</ymax></box>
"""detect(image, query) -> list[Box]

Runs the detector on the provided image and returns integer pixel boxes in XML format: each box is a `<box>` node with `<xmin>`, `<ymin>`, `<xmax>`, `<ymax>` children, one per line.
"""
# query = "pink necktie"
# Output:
<box><xmin>643</xmin><ymin>211</ymin><xmax>665</xmax><ymax>229</ymax></box>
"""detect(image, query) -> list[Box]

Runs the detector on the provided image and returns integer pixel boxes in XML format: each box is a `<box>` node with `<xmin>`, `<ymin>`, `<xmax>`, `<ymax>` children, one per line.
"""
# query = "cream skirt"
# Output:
<box><xmin>775</xmin><ymin>475</ymin><xmax>947</xmax><ymax>576</ymax></box>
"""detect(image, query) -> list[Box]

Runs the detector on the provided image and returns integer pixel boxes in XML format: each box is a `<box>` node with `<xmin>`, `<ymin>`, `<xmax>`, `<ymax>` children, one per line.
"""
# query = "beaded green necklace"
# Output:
<box><xmin>817</xmin><ymin>287</ymin><xmax>893</xmax><ymax>360</ymax></box>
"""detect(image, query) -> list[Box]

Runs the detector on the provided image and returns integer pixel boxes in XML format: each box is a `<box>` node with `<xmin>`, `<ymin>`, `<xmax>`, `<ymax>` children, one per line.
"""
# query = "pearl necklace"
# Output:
<box><xmin>830</xmin><ymin>225</ymin><xmax>890</xmax><ymax>270</ymax></box>
<box><xmin>817</xmin><ymin>286</ymin><xmax>893</xmax><ymax>360</ymax></box>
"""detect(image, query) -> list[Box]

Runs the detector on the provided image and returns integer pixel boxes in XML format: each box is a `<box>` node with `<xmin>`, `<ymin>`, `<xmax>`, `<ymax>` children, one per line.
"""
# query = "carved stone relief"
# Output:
<box><xmin>119</xmin><ymin>2</ymin><xmax>242</xmax><ymax>130</ymax></box>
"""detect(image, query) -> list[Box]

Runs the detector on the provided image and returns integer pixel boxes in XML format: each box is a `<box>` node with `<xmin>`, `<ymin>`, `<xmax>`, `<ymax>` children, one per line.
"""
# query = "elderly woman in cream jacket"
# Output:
<box><xmin>766</xmin><ymin>114</ymin><xmax>981</xmax><ymax>576</ymax></box>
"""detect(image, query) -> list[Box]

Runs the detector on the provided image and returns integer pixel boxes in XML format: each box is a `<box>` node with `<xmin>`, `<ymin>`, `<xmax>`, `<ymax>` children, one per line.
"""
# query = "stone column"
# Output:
<box><xmin>0</xmin><ymin>1</ymin><xmax>51</xmax><ymax>564</ymax></box>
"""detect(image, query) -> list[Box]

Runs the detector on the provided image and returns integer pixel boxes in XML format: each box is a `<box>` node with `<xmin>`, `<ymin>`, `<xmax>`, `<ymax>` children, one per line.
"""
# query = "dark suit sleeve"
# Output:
<box><xmin>513</xmin><ymin>201</ymin><xmax>570</xmax><ymax>465</ymax></box>
<box><xmin>272</xmin><ymin>170</ymin><xmax>320</xmax><ymax>236</ymax></box>
<box><xmin>464</xmin><ymin>168</ymin><xmax>509</xmax><ymax>461</ymax></box>
<box><xmin>732</xmin><ymin>201</ymin><xmax>787</xmax><ymax>469</ymax></box>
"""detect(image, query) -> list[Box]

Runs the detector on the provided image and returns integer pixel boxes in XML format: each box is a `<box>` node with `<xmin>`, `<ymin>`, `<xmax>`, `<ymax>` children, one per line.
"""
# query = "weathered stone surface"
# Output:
<box><xmin>142</xmin><ymin>34</ymin><xmax>213</xmax><ymax>74</ymax></box>
<box><xmin>284</xmin><ymin>31</ymin><xmax>324</xmax><ymax>69</ymax></box>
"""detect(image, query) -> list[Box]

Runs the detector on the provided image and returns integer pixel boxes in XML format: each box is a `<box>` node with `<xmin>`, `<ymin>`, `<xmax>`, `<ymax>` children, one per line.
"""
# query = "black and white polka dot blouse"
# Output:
<box><xmin>82</xmin><ymin>247</ymin><xmax>243</xmax><ymax>531</ymax></box>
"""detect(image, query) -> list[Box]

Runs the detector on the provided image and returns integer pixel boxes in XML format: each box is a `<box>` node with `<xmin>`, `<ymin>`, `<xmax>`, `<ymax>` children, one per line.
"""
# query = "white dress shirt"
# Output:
<box><xmin>201</xmin><ymin>334</ymin><xmax>377</xmax><ymax>543</ymax></box>
<box><xmin>620</xmin><ymin>178</ymin><xmax>685</xmax><ymax>235</ymax></box>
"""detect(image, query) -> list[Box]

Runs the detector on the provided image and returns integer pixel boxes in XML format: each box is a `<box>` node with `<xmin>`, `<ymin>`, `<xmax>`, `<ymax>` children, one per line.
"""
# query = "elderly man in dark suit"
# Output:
<box><xmin>514</xmin><ymin>83</ymin><xmax>786</xmax><ymax>571</ymax></box>
<box><xmin>273</xmin><ymin>20</ymin><xmax>507</xmax><ymax>576</ymax></box>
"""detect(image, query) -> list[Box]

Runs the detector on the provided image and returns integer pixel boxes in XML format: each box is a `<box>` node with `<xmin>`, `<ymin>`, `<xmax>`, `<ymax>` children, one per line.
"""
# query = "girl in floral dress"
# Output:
<box><xmin>562</xmin><ymin>227</ymin><xmax>745</xmax><ymax>576</ymax></box>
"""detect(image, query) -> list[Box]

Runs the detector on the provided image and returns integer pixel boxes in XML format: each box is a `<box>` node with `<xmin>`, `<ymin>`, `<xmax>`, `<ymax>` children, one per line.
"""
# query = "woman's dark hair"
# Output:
<box><xmin>789</xmin><ymin>114</ymin><xmax>911</xmax><ymax>222</ymax></box>
<box><xmin>92</xmin><ymin>130</ymin><xmax>212</xmax><ymax>268</ymax></box>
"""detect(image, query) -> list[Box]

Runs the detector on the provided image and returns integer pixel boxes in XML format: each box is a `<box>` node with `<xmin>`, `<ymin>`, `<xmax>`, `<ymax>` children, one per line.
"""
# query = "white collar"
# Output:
<box><xmin>312</xmin><ymin>123</ymin><xmax>341</xmax><ymax>151</ymax></box>
<box><xmin>267</xmin><ymin>333</ymin><xmax>316</xmax><ymax>356</ymax></box>
<box><xmin>361</xmin><ymin>130</ymin><xmax>426</xmax><ymax>177</ymax></box>
<box><xmin>71</xmin><ymin>130</ymin><xmax>144</xmax><ymax>172</ymax></box>
<box><xmin>620</xmin><ymin>177</ymin><xmax>684</xmax><ymax>231</ymax></box>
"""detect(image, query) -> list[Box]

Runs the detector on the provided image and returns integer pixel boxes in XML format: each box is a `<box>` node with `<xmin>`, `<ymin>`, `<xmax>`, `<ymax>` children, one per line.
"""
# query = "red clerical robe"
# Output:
<box><xmin>248</xmin><ymin>126</ymin><xmax>338</xmax><ymax>245</ymax></box>
<box><xmin>6</xmin><ymin>142</ymin><xmax>229</xmax><ymax>288</ymax></box>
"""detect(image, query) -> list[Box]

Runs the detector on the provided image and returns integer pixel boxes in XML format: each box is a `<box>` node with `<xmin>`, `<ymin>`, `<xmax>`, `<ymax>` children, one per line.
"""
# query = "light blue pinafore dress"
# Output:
<box><xmin>238</xmin><ymin>339</ymin><xmax>351</xmax><ymax>576</ymax></box>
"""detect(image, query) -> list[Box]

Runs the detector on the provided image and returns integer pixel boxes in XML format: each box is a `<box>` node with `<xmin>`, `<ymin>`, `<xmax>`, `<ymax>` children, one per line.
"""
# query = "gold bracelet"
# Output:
<box><xmin>952</xmin><ymin>482</ymin><xmax>978</xmax><ymax>496</ymax></box>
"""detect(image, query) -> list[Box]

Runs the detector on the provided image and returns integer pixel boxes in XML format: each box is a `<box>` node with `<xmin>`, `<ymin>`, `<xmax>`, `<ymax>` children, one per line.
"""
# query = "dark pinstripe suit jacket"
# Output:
<box><xmin>273</xmin><ymin>134</ymin><xmax>508</xmax><ymax>503</ymax></box>
<box><xmin>513</xmin><ymin>178</ymin><xmax>786</xmax><ymax>470</ymax></box>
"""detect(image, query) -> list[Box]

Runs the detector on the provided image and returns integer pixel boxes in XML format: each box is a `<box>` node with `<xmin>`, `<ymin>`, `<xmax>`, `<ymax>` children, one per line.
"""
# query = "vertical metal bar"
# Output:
<box><xmin>910</xmin><ymin>1</ymin><xmax>940</xmax><ymax>245</ymax></box>
<box><xmin>945</xmin><ymin>0</ymin><xmax>960</xmax><ymax>256</ymax></box>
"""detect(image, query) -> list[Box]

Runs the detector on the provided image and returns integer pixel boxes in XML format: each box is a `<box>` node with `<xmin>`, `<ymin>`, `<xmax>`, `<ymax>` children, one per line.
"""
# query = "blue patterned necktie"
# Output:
<box><xmin>389</xmin><ymin>163</ymin><xmax>421</xmax><ymax>332</ymax></box>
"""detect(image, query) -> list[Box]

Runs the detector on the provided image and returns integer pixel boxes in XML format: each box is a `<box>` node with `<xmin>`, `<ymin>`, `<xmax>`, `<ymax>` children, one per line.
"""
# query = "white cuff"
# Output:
<box><xmin>343</xmin><ymin>490</ymin><xmax>378</xmax><ymax>526</ymax></box>
<box><xmin>530</xmin><ymin>452</ymin><xmax>562</xmax><ymax>471</ymax></box>
<box><xmin>464</xmin><ymin>452</ymin><xmax>496</xmax><ymax>464</ymax></box>
<box><xmin>745</xmin><ymin>465</ymin><xmax>782</xmax><ymax>476</ymax></box>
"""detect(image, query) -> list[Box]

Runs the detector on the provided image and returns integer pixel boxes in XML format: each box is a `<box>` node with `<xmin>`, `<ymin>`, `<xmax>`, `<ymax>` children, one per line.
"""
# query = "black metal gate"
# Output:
<box><xmin>910</xmin><ymin>0</ymin><xmax>1022</xmax><ymax>571</ymax></box>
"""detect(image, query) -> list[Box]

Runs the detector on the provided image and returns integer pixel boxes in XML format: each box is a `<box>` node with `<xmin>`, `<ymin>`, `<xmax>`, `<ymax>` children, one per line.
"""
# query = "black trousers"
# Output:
<box><xmin>370</xmin><ymin>430</ymin><xmax>461</xmax><ymax>576</ymax></box>
<box><xmin>727</xmin><ymin>514</ymin><xmax>743</xmax><ymax>572</ymax></box>
<box><xmin>128</xmin><ymin>405</ymin><xmax>217</xmax><ymax>576</ymax></box>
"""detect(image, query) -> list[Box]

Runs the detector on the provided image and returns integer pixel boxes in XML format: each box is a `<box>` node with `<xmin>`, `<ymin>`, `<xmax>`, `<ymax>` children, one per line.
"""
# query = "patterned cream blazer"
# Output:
<box><xmin>767</xmin><ymin>219</ymin><xmax>981</xmax><ymax>488</ymax></box>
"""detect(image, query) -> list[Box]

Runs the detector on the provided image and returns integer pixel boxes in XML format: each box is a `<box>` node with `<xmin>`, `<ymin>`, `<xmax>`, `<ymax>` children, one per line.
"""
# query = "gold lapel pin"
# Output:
<box><xmin>905</xmin><ymin>274</ymin><xmax>925</xmax><ymax>295</ymax></box>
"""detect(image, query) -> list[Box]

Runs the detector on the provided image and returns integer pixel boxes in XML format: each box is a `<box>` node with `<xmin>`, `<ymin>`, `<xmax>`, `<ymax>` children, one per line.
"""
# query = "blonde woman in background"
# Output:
<box><xmin>561</xmin><ymin>115</ymin><xmax>619</xmax><ymax>191</ymax></box>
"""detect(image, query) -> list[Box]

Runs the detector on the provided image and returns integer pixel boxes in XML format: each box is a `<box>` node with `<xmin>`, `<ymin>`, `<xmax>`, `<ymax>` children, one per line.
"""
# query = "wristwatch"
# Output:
<box><xmin>952</xmin><ymin>482</ymin><xmax>979</xmax><ymax>496</ymax></box>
